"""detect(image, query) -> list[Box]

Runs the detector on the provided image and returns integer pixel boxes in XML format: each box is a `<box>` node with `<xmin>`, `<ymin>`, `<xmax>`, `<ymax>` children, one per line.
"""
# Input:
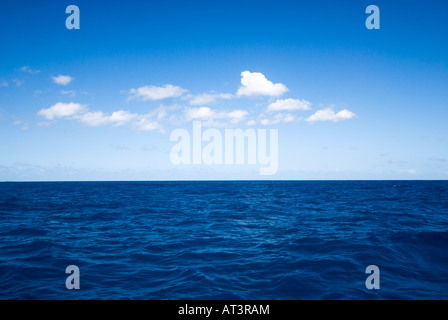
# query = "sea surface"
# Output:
<box><xmin>0</xmin><ymin>181</ymin><xmax>447</xmax><ymax>300</ymax></box>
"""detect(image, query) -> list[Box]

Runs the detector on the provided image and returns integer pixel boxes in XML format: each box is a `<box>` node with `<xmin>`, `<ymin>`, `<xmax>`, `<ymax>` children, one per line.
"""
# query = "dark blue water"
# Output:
<box><xmin>0</xmin><ymin>181</ymin><xmax>447</xmax><ymax>300</ymax></box>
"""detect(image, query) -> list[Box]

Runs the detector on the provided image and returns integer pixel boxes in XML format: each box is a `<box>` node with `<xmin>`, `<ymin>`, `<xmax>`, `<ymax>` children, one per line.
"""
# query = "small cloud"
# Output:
<box><xmin>60</xmin><ymin>90</ymin><xmax>76</xmax><ymax>97</ymax></box>
<box><xmin>259</xmin><ymin>113</ymin><xmax>298</xmax><ymax>125</ymax></box>
<box><xmin>134</xmin><ymin>119</ymin><xmax>162</xmax><ymax>132</ymax></box>
<box><xmin>13</xmin><ymin>120</ymin><xmax>29</xmax><ymax>131</ymax></box>
<box><xmin>109</xmin><ymin>110</ymin><xmax>138</xmax><ymax>126</ymax></box>
<box><xmin>236</xmin><ymin>71</ymin><xmax>289</xmax><ymax>97</ymax></box>
<box><xmin>12</xmin><ymin>79</ymin><xmax>24</xmax><ymax>87</ymax></box>
<box><xmin>133</xmin><ymin>104</ymin><xmax>179</xmax><ymax>132</ymax></box>
<box><xmin>306</xmin><ymin>107</ymin><xmax>356</xmax><ymax>123</ymax></box>
<box><xmin>185</xmin><ymin>106</ymin><xmax>215</xmax><ymax>120</ymax></box>
<box><xmin>73</xmin><ymin>110</ymin><xmax>138</xmax><ymax>127</ymax></box>
<box><xmin>185</xmin><ymin>106</ymin><xmax>248</xmax><ymax>126</ymax></box>
<box><xmin>187</xmin><ymin>92</ymin><xmax>234</xmax><ymax>106</ymax></box>
<box><xmin>52</xmin><ymin>75</ymin><xmax>74</xmax><ymax>86</ymax></box>
<box><xmin>128</xmin><ymin>84</ymin><xmax>187</xmax><ymax>101</ymax></box>
<box><xmin>37</xmin><ymin>103</ymin><xmax>177</xmax><ymax>133</ymax></box>
<box><xmin>21</xmin><ymin>66</ymin><xmax>40</xmax><ymax>74</ymax></box>
<box><xmin>0</xmin><ymin>80</ymin><xmax>8</xmax><ymax>87</ymax></box>
<box><xmin>38</xmin><ymin>102</ymin><xmax>86</xmax><ymax>120</ymax></box>
<box><xmin>33</xmin><ymin>89</ymin><xmax>52</xmax><ymax>97</ymax></box>
<box><xmin>267</xmin><ymin>98</ymin><xmax>311</xmax><ymax>112</ymax></box>
<box><xmin>75</xmin><ymin>111</ymin><xmax>111</xmax><ymax>126</ymax></box>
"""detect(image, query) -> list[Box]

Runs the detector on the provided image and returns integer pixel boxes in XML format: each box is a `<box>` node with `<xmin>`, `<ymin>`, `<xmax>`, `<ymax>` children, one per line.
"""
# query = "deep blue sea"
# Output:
<box><xmin>0</xmin><ymin>181</ymin><xmax>447</xmax><ymax>300</ymax></box>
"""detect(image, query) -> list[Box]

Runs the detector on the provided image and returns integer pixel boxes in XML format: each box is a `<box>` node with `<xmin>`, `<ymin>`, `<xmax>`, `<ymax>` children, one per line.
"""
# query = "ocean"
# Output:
<box><xmin>0</xmin><ymin>181</ymin><xmax>447</xmax><ymax>299</ymax></box>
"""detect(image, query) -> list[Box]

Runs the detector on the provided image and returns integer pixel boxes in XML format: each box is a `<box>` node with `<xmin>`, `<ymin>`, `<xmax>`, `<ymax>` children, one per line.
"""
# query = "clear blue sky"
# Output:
<box><xmin>1</xmin><ymin>0</ymin><xmax>447</xmax><ymax>180</ymax></box>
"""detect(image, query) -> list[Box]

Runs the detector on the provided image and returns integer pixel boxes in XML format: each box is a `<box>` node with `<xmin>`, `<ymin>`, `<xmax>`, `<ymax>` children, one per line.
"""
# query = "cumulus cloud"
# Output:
<box><xmin>21</xmin><ymin>66</ymin><xmax>40</xmax><ymax>74</ymax></box>
<box><xmin>128</xmin><ymin>84</ymin><xmax>187</xmax><ymax>101</ymax></box>
<box><xmin>74</xmin><ymin>111</ymin><xmax>110</xmax><ymax>126</ymax></box>
<box><xmin>187</xmin><ymin>93</ymin><xmax>234</xmax><ymax>106</ymax></box>
<box><xmin>75</xmin><ymin>110</ymin><xmax>164</xmax><ymax>131</ymax></box>
<box><xmin>52</xmin><ymin>75</ymin><xmax>73</xmax><ymax>86</ymax></box>
<box><xmin>267</xmin><ymin>98</ymin><xmax>311</xmax><ymax>112</ymax></box>
<box><xmin>73</xmin><ymin>110</ymin><xmax>142</xmax><ymax>127</ymax></box>
<box><xmin>109</xmin><ymin>110</ymin><xmax>137</xmax><ymax>126</ymax></box>
<box><xmin>236</xmin><ymin>71</ymin><xmax>288</xmax><ymax>97</ymax></box>
<box><xmin>37</xmin><ymin>102</ymin><xmax>171</xmax><ymax>132</ymax></box>
<box><xmin>306</xmin><ymin>108</ymin><xmax>356</xmax><ymax>123</ymax></box>
<box><xmin>38</xmin><ymin>102</ymin><xmax>86</xmax><ymax>120</ymax></box>
<box><xmin>185</xmin><ymin>106</ymin><xmax>248</xmax><ymax>126</ymax></box>
<box><xmin>185</xmin><ymin>106</ymin><xmax>215</xmax><ymax>119</ymax></box>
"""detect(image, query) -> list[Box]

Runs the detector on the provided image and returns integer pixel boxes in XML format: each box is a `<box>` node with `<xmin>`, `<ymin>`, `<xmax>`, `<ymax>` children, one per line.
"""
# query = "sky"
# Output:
<box><xmin>0</xmin><ymin>0</ymin><xmax>447</xmax><ymax>180</ymax></box>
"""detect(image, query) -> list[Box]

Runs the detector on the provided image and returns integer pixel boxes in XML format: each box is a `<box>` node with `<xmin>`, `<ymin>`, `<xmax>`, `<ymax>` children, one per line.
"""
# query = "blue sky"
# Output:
<box><xmin>0</xmin><ymin>0</ymin><xmax>447</xmax><ymax>180</ymax></box>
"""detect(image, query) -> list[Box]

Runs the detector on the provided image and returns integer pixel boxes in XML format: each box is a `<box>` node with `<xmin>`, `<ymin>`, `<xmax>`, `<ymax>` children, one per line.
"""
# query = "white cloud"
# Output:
<box><xmin>21</xmin><ymin>66</ymin><xmax>40</xmax><ymax>74</ymax></box>
<box><xmin>0</xmin><ymin>80</ymin><xmax>8</xmax><ymax>87</ymax></box>
<box><xmin>60</xmin><ymin>90</ymin><xmax>76</xmax><ymax>97</ymax></box>
<box><xmin>227</xmin><ymin>110</ymin><xmax>249</xmax><ymax>123</ymax></box>
<box><xmin>75</xmin><ymin>111</ymin><xmax>111</xmax><ymax>126</ymax></box>
<box><xmin>185</xmin><ymin>106</ymin><xmax>215</xmax><ymax>119</ymax></box>
<box><xmin>185</xmin><ymin>106</ymin><xmax>248</xmax><ymax>126</ymax></box>
<box><xmin>188</xmin><ymin>93</ymin><xmax>234</xmax><ymax>106</ymax></box>
<box><xmin>128</xmin><ymin>84</ymin><xmax>187</xmax><ymax>101</ymax></box>
<box><xmin>259</xmin><ymin>113</ymin><xmax>298</xmax><ymax>125</ymax></box>
<box><xmin>38</xmin><ymin>102</ymin><xmax>85</xmax><ymax>120</ymax></box>
<box><xmin>267</xmin><ymin>98</ymin><xmax>311</xmax><ymax>112</ymax></box>
<box><xmin>13</xmin><ymin>120</ymin><xmax>29</xmax><ymax>131</ymax></box>
<box><xmin>236</xmin><ymin>71</ymin><xmax>289</xmax><ymax>97</ymax></box>
<box><xmin>37</xmin><ymin>102</ymin><xmax>167</xmax><ymax>132</ymax></box>
<box><xmin>12</xmin><ymin>79</ymin><xmax>24</xmax><ymax>87</ymax></box>
<box><xmin>52</xmin><ymin>75</ymin><xmax>74</xmax><ymax>86</ymax></box>
<box><xmin>33</xmin><ymin>89</ymin><xmax>49</xmax><ymax>97</ymax></box>
<box><xmin>306</xmin><ymin>108</ymin><xmax>356</xmax><ymax>123</ymax></box>
<box><xmin>109</xmin><ymin>110</ymin><xmax>137</xmax><ymax>126</ymax></box>
<box><xmin>75</xmin><ymin>110</ymin><xmax>139</xmax><ymax>127</ymax></box>
<box><xmin>134</xmin><ymin>117</ymin><xmax>162</xmax><ymax>131</ymax></box>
